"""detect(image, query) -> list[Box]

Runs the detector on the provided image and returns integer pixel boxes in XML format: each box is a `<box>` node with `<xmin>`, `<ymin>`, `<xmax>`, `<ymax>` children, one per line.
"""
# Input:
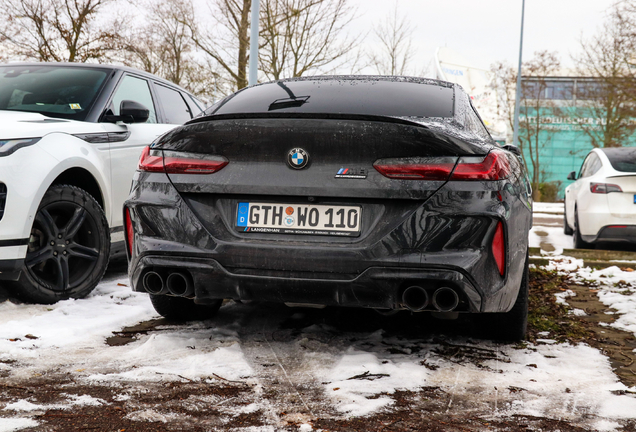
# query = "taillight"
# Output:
<box><xmin>138</xmin><ymin>146</ymin><xmax>229</xmax><ymax>174</ymax></box>
<box><xmin>492</xmin><ymin>221</ymin><xmax>505</xmax><ymax>276</ymax></box>
<box><xmin>590</xmin><ymin>183</ymin><xmax>622</xmax><ymax>194</ymax></box>
<box><xmin>125</xmin><ymin>207</ymin><xmax>134</xmax><ymax>257</ymax></box>
<box><xmin>138</xmin><ymin>146</ymin><xmax>164</xmax><ymax>172</ymax></box>
<box><xmin>163</xmin><ymin>151</ymin><xmax>228</xmax><ymax>174</ymax></box>
<box><xmin>373</xmin><ymin>150</ymin><xmax>510</xmax><ymax>181</ymax></box>
<box><xmin>373</xmin><ymin>157</ymin><xmax>457</xmax><ymax>180</ymax></box>
<box><xmin>450</xmin><ymin>150</ymin><xmax>510</xmax><ymax>180</ymax></box>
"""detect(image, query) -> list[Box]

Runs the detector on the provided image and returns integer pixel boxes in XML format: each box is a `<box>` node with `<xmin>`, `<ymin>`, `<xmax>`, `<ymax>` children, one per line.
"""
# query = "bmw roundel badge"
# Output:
<box><xmin>287</xmin><ymin>148</ymin><xmax>309</xmax><ymax>169</ymax></box>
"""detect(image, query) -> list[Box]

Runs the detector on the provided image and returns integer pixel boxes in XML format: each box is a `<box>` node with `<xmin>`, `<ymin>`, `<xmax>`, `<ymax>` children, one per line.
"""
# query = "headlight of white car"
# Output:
<box><xmin>0</xmin><ymin>138</ymin><xmax>42</xmax><ymax>156</ymax></box>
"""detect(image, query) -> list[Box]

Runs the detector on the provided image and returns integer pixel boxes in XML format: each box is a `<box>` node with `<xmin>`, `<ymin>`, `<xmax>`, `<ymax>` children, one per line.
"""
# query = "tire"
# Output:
<box><xmin>150</xmin><ymin>294</ymin><xmax>222</xmax><ymax>321</ymax></box>
<box><xmin>10</xmin><ymin>185</ymin><xmax>110</xmax><ymax>304</ymax></box>
<box><xmin>573</xmin><ymin>209</ymin><xmax>593</xmax><ymax>249</ymax></box>
<box><xmin>563</xmin><ymin>205</ymin><xmax>573</xmax><ymax>235</ymax></box>
<box><xmin>475</xmin><ymin>254</ymin><xmax>529</xmax><ymax>342</ymax></box>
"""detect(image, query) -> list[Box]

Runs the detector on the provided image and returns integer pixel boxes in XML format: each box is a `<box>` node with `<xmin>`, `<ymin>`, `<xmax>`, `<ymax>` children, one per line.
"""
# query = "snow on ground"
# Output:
<box><xmin>530</xmin><ymin>225</ymin><xmax>573</xmax><ymax>254</ymax></box>
<box><xmin>1</xmin><ymin>274</ymin><xmax>635</xmax><ymax>429</ymax></box>
<box><xmin>576</xmin><ymin>265</ymin><xmax>636</xmax><ymax>338</ymax></box>
<box><xmin>0</xmin><ymin>418</ymin><xmax>39</xmax><ymax>432</ymax></box>
<box><xmin>533</xmin><ymin>202</ymin><xmax>564</xmax><ymax>214</ymax></box>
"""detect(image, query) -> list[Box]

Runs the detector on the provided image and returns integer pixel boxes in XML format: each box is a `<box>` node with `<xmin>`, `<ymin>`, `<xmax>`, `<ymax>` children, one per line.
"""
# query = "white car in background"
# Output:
<box><xmin>0</xmin><ymin>63</ymin><xmax>204</xmax><ymax>303</ymax></box>
<box><xmin>564</xmin><ymin>147</ymin><xmax>636</xmax><ymax>248</ymax></box>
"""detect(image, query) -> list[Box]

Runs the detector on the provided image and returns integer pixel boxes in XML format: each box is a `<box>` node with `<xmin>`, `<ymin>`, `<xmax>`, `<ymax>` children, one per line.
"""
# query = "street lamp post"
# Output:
<box><xmin>248</xmin><ymin>0</ymin><xmax>260</xmax><ymax>87</ymax></box>
<box><xmin>512</xmin><ymin>0</ymin><xmax>526</xmax><ymax>146</ymax></box>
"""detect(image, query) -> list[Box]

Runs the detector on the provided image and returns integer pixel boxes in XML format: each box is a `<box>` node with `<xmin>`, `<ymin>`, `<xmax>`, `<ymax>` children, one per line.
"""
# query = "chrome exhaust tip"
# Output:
<box><xmin>143</xmin><ymin>271</ymin><xmax>167</xmax><ymax>295</ymax></box>
<box><xmin>432</xmin><ymin>287</ymin><xmax>459</xmax><ymax>312</ymax></box>
<box><xmin>402</xmin><ymin>286</ymin><xmax>429</xmax><ymax>311</ymax></box>
<box><xmin>166</xmin><ymin>272</ymin><xmax>194</xmax><ymax>297</ymax></box>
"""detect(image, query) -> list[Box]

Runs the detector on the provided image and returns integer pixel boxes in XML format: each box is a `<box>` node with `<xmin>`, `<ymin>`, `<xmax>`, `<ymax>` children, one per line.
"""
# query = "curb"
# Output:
<box><xmin>529</xmin><ymin>247</ymin><xmax>636</xmax><ymax>270</ymax></box>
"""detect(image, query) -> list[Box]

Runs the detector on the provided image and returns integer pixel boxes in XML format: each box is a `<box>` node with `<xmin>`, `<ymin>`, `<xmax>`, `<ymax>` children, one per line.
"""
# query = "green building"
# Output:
<box><xmin>517</xmin><ymin>76</ymin><xmax>635</xmax><ymax>200</ymax></box>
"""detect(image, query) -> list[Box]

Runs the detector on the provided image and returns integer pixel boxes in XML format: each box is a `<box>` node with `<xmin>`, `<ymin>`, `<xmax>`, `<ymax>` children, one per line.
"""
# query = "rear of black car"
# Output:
<box><xmin>124</xmin><ymin>77</ymin><xmax>532</xmax><ymax>339</ymax></box>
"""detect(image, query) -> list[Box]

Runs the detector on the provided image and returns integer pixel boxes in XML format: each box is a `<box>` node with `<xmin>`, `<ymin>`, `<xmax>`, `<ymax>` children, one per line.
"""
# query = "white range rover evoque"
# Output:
<box><xmin>0</xmin><ymin>63</ymin><xmax>204</xmax><ymax>303</ymax></box>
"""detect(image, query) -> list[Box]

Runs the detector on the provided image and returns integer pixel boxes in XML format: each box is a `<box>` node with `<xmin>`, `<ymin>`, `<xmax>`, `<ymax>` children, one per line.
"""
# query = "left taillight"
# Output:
<box><xmin>124</xmin><ymin>207</ymin><xmax>134</xmax><ymax>257</ymax></box>
<box><xmin>373</xmin><ymin>149</ymin><xmax>511</xmax><ymax>181</ymax></box>
<box><xmin>138</xmin><ymin>146</ymin><xmax>228</xmax><ymax>174</ymax></box>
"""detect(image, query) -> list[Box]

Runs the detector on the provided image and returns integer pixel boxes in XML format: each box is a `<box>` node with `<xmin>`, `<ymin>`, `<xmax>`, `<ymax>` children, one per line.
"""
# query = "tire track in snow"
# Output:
<box><xmin>232</xmin><ymin>303</ymin><xmax>338</xmax><ymax>426</ymax></box>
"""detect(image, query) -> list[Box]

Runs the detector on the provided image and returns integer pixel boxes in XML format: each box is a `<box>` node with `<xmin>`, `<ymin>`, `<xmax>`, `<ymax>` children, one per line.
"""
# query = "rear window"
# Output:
<box><xmin>206</xmin><ymin>79</ymin><xmax>455</xmax><ymax>118</ymax></box>
<box><xmin>602</xmin><ymin>148</ymin><xmax>636</xmax><ymax>173</ymax></box>
<box><xmin>0</xmin><ymin>65</ymin><xmax>108</xmax><ymax>121</ymax></box>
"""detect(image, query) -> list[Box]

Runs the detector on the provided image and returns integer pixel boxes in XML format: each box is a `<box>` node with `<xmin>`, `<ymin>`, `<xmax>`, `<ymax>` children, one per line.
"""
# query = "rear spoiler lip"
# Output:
<box><xmin>186</xmin><ymin>112</ymin><xmax>434</xmax><ymax>130</ymax></box>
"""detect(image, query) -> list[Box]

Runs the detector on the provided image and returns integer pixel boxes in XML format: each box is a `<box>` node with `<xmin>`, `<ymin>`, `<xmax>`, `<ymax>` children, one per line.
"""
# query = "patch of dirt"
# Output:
<box><xmin>527</xmin><ymin>267</ymin><xmax>636</xmax><ymax>388</ymax></box>
<box><xmin>312</xmin><ymin>388</ymin><xmax>593</xmax><ymax>432</ymax></box>
<box><xmin>0</xmin><ymin>379</ymin><xmax>264</xmax><ymax>432</ymax></box>
<box><xmin>527</xmin><ymin>267</ymin><xmax>594</xmax><ymax>343</ymax></box>
<box><xmin>106</xmin><ymin>318</ymin><xmax>169</xmax><ymax>346</ymax></box>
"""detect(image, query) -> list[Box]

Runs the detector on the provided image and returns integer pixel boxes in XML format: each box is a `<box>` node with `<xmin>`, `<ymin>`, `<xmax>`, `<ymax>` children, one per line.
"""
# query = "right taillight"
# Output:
<box><xmin>124</xmin><ymin>207</ymin><xmax>134</xmax><ymax>257</ymax></box>
<box><xmin>138</xmin><ymin>146</ymin><xmax>164</xmax><ymax>172</ymax></box>
<box><xmin>450</xmin><ymin>150</ymin><xmax>511</xmax><ymax>181</ymax></box>
<box><xmin>590</xmin><ymin>183</ymin><xmax>622</xmax><ymax>194</ymax></box>
<box><xmin>492</xmin><ymin>221</ymin><xmax>505</xmax><ymax>276</ymax></box>
<box><xmin>372</xmin><ymin>157</ymin><xmax>457</xmax><ymax>180</ymax></box>
<box><xmin>373</xmin><ymin>150</ymin><xmax>510</xmax><ymax>181</ymax></box>
<box><xmin>138</xmin><ymin>146</ymin><xmax>229</xmax><ymax>174</ymax></box>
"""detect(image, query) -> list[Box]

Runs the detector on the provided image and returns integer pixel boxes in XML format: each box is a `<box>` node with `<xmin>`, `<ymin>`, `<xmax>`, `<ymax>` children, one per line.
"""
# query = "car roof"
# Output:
<box><xmin>0</xmin><ymin>62</ymin><xmax>195</xmax><ymax>96</ymax></box>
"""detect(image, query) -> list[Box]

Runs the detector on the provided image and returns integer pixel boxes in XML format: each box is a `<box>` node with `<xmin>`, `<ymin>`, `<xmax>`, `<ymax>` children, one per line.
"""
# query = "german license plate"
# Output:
<box><xmin>236</xmin><ymin>202</ymin><xmax>362</xmax><ymax>236</ymax></box>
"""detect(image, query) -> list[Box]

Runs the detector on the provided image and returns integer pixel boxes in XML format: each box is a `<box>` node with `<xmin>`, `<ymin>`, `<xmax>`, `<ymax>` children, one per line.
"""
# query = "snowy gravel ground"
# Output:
<box><xmin>1</xmin><ymin>270</ymin><xmax>636</xmax><ymax>431</ymax></box>
<box><xmin>1</xmin><ymin>202</ymin><xmax>636</xmax><ymax>431</ymax></box>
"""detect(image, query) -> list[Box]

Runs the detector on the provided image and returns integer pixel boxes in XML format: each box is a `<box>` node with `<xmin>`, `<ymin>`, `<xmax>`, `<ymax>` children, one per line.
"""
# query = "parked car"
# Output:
<box><xmin>565</xmin><ymin>147</ymin><xmax>636</xmax><ymax>248</ymax></box>
<box><xmin>124</xmin><ymin>76</ymin><xmax>533</xmax><ymax>341</ymax></box>
<box><xmin>0</xmin><ymin>62</ymin><xmax>205</xmax><ymax>303</ymax></box>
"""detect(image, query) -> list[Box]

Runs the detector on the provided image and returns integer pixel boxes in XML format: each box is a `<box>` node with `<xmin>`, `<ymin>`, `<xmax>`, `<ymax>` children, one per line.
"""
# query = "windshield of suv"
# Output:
<box><xmin>0</xmin><ymin>65</ymin><xmax>109</xmax><ymax>121</ymax></box>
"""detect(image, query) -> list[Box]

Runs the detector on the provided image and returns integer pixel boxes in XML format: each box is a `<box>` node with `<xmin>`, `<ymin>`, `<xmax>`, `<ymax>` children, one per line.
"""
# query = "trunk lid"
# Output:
<box><xmin>157</xmin><ymin>116</ymin><xmax>489</xmax><ymax>199</ymax></box>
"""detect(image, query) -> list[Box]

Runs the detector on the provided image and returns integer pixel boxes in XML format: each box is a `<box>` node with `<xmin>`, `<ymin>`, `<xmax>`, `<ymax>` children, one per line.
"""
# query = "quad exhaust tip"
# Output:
<box><xmin>402</xmin><ymin>286</ymin><xmax>429</xmax><ymax>311</ymax></box>
<box><xmin>142</xmin><ymin>270</ymin><xmax>194</xmax><ymax>297</ymax></box>
<box><xmin>432</xmin><ymin>287</ymin><xmax>459</xmax><ymax>312</ymax></box>
<box><xmin>166</xmin><ymin>272</ymin><xmax>194</xmax><ymax>297</ymax></box>
<box><xmin>143</xmin><ymin>271</ymin><xmax>168</xmax><ymax>295</ymax></box>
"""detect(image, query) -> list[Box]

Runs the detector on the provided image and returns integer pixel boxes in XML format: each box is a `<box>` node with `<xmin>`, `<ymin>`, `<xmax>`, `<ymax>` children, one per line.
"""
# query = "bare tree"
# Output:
<box><xmin>185</xmin><ymin>0</ymin><xmax>358</xmax><ymax>92</ymax></box>
<box><xmin>572</xmin><ymin>4</ymin><xmax>636</xmax><ymax>148</ymax></box>
<box><xmin>489</xmin><ymin>61</ymin><xmax>517</xmax><ymax>139</ymax></box>
<box><xmin>368</xmin><ymin>2</ymin><xmax>416</xmax><ymax>76</ymax></box>
<box><xmin>0</xmin><ymin>0</ymin><xmax>118</xmax><ymax>62</ymax></box>
<box><xmin>519</xmin><ymin>51</ymin><xmax>562</xmax><ymax>200</ymax></box>
<box><xmin>185</xmin><ymin>0</ymin><xmax>252</xmax><ymax>91</ymax></box>
<box><xmin>259</xmin><ymin>0</ymin><xmax>359</xmax><ymax>80</ymax></box>
<box><xmin>105</xmin><ymin>0</ymin><xmax>219</xmax><ymax>99</ymax></box>
<box><xmin>489</xmin><ymin>52</ymin><xmax>561</xmax><ymax>200</ymax></box>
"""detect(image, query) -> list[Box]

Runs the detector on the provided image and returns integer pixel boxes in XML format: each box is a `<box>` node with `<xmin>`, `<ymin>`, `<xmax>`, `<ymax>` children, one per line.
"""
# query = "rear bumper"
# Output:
<box><xmin>583</xmin><ymin>224</ymin><xmax>636</xmax><ymax>244</ymax></box>
<box><xmin>130</xmin><ymin>254</ymin><xmax>483</xmax><ymax>312</ymax></box>
<box><xmin>125</xmin><ymin>171</ymin><xmax>532</xmax><ymax>314</ymax></box>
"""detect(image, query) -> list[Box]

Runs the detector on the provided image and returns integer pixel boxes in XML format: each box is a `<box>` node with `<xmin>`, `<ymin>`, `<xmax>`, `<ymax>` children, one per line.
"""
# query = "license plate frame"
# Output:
<box><xmin>236</xmin><ymin>202</ymin><xmax>362</xmax><ymax>237</ymax></box>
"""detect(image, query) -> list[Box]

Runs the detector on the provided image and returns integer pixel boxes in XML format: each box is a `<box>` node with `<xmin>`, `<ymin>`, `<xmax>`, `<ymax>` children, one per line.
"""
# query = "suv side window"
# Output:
<box><xmin>155</xmin><ymin>84</ymin><xmax>192</xmax><ymax>124</ymax></box>
<box><xmin>110</xmin><ymin>75</ymin><xmax>157</xmax><ymax>123</ymax></box>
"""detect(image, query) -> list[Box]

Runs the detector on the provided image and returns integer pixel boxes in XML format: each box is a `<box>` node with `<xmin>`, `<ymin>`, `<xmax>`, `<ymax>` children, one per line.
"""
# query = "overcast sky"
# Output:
<box><xmin>350</xmin><ymin>0</ymin><xmax>617</xmax><ymax>75</ymax></box>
